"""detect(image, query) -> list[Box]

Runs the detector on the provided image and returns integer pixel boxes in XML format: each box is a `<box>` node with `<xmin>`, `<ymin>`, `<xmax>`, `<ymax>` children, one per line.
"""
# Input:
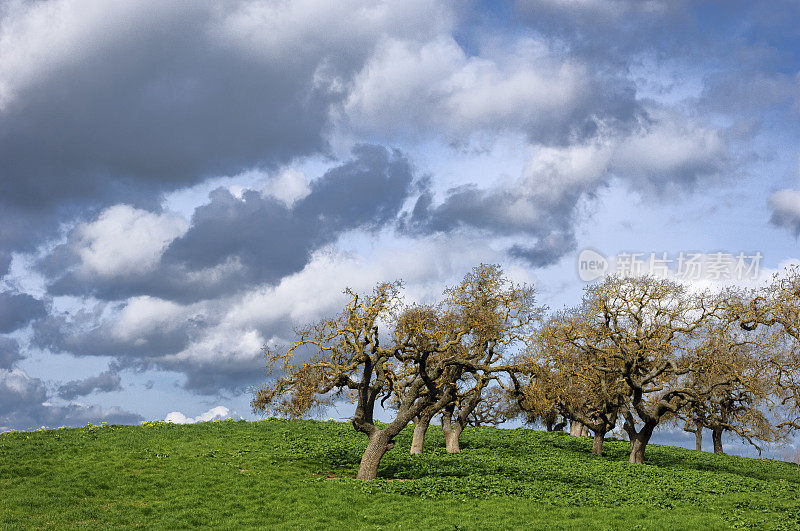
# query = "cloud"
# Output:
<box><xmin>57</xmin><ymin>370</ymin><xmax>123</xmax><ymax>400</ymax></box>
<box><xmin>33</xmin><ymin>296</ymin><xmax>203</xmax><ymax>359</ymax></box>
<box><xmin>164</xmin><ymin>406</ymin><xmax>241</xmax><ymax>424</ymax></box>
<box><xmin>1</xmin><ymin>0</ymin><xmax>791</xmax><ymax>413</ymax></box>
<box><xmin>0</xmin><ymin>0</ymin><xmax>451</xmax><ymax>252</ymax></box>
<box><xmin>230</xmin><ymin>168</ymin><xmax>312</xmax><ymax>207</ymax></box>
<box><xmin>63</xmin><ymin>205</ymin><xmax>188</xmax><ymax>279</ymax></box>
<box><xmin>42</xmin><ymin>144</ymin><xmax>416</xmax><ymax>303</ymax></box>
<box><xmin>0</xmin><ymin>337</ymin><xmax>24</xmax><ymax>369</ymax></box>
<box><xmin>606</xmin><ymin>108</ymin><xmax>731</xmax><ymax>192</ymax></box>
<box><xmin>512</xmin><ymin>0</ymin><xmax>688</xmax><ymax>62</ymax></box>
<box><xmin>515</xmin><ymin>0</ymin><xmax>678</xmax><ymax>24</ymax></box>
<box><xmin>0</xmin><ymin>337</ymin><xmax>23</xmax><ymax>369</ymax></box>
<box><xmin>343</xmin><ymin>35</ymin><xmax>639</xmax><ymax>145</ymax></box>
<box><xmin>0</xmin><ymin>290</ymin><xmax>46</xmax><ymax>333</ymax></box>
<box><xmin>402</xmin><ymin>108</ymin><xmax>731</xmax><ymax>267</ymax></box>
<box><xmin>768</xmin><ymin>189</ymin><xmax>800</xmax><ymax>236</ymax></box>
<box><xmin>0</xmin><ymin>368</ymin><xmax>141</xmax><ymax>431</ymax></box>
<box><xmin>165</xmin><ymin>144</ymin><xmax>414</xmax><ymax>275</ymax></box>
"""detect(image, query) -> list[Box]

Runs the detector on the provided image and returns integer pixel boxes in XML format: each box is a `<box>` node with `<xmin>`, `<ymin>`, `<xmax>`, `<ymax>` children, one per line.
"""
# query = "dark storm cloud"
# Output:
<box><xmin>173</xmin><ymin>357</ymin><xmax>264</xmax><ymax>396</ymax></box>
<box><xmin>0</xmin><ymin>0</ymin><xmax>438</xmax><ymax>253</ymax></box>
<box><xmin>44</xmin><ymin>145</ymin><xmax>415</xmax><ymax>303</ymax></box>
<box><xmin>165</xmin><ymin>144</ymin><xmax>413</xmax><ymax>274</ymax></box>
<box><xmin>0</xmin><ymin>2</ymin><xmax>326</xmax><ymax>208</ymax></box>
<box><xmin>0</xmin><ymin>291</ymin><xmax>47</xmax><ymax>333</ymax></box>
<box><xmin>57</xmin><ymin>371</ymin><xmax>123</xmax><ymax>400</ymax></box>
<box><xmin>31</xmin><ymin>145</ymin><xmax>415</xmax><ymax>394</ymax></box>
<box><xmin>0</xmin><ymin>368</ymin><xmax>142</xmax><ymax>430</ymax></box>
<box><xmin>0</xmin><ymin>338</ymin><xmax>23</xmax><ymax>369</ymax></box>
<box><xmin>32</xmin><ymin>303</ymin><xmax>202</xmax><ymax>360</ymax></box>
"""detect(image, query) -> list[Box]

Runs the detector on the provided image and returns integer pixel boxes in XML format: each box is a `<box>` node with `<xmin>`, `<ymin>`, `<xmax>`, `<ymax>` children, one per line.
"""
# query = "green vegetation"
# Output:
<box><xmin>1</xmin><ymin>419</ymin><xmax>799</xmax><ymax>529</ymax></box>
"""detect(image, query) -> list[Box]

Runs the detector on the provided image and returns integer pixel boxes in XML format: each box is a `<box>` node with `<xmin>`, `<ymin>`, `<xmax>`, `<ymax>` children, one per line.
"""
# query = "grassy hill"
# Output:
<box><xmin>1</xmin><ymin>419</ymin><xmax>799</xmax><ymax>529</ymax></box>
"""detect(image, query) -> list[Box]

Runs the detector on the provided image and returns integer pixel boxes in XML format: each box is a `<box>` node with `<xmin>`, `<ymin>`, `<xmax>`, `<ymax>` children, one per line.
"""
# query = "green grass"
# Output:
<box><xmin>1</xmin><ymin>420</ymin><xmax>799</xmax><ymax>529</ymax></box>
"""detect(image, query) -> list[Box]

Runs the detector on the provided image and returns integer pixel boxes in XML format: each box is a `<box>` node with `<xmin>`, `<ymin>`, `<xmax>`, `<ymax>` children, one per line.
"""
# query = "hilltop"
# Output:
<box><xmin>1</xmin><ymin>420</ymin><xmax>799</xmax><ymax>529</ymax></box>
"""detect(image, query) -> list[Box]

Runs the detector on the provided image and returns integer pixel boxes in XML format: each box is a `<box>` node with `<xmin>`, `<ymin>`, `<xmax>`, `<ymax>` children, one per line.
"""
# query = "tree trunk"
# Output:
<box><xmin>695</xmin><ymin>427</ymin><xmax>703</xmax><ymax>452</ymax></box>
<box><xmin>444</xmin><ymin>425</ymin><xmax>463</xmax><ymax>453</ymax></box>
<box><xmin>712</xmin><ymin>428</ymin><xmax>724</xmax><ymax>454</ymax></box>
<box><xmin>592</xmin><ymin>430</ymin><xmax>605</xmax><ymax>455</ymax></box>
<box><xmin>441</xmin><ymin>410</ymin><xmax>464</xmax><ymax>453</ymax></box>
<box><xmin>410</xmin><ymin>416</ymin><xmax>431</xmax><ymax>455</ymax></box>
<box><xmin>629</xmin><ymin>423</ymin><xmax>655</xmax><ymax>464</ymax></box>
<box><xmin>356</xmin><ymin>432</ymin><xmax>393</xmax><ymax>481</ymax></box>
<box><xmin>570</xmin><ymin>420</ymin><xmax>588</xmax><ymax>437</ymax></box>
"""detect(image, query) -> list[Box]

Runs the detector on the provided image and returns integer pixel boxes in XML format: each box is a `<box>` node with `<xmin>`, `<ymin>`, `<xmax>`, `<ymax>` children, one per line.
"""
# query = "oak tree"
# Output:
<box><xmin>734</xmin><ymin>266</ymin><xmax>800</xmax><ymax>432</ymax></box>
<box><xmin>676</xmin><ymin>319</ymin><xmax>779</xmax><ymax>454</ymax></box>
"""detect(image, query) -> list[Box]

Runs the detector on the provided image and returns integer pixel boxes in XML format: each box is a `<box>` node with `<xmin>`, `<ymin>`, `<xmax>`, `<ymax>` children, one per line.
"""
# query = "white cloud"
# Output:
<box><xmin>225</xmin><ymin>236</ymin><xmax>506</xmax><ymax>333</ymax></box>
<box><xmin>522</xmin><ymin>140</ymin><xmax>612</xmax><ymax>203</ymax></box>
<box><xmin>519</xmin><ymin>107</ymin><xmax>729</xmax><ymax>204</ymax></box>
<box><xmin>74</xmin><ymin>205</ymin><xmax>188</xmax><ymax>278</ymax></box>
<box><xmin>610</xmin><ymin>110</ymin><xmax>729</xmax><ymax>188</ymax></box>
<box><xmin>164</xmin><ymin>405</ymin><xmax>241</xmax><ymax>424</ymax></box>
<box><xmin>342</xmin><ymin>35</ymin><xmax>614</xmax><ymax>142</ymax></box>
<box><xmin>210</xmin><ymin>0</ymin><xmax>453</xmax><ymax>64</ymax></box>
<box><xmin>111</xmin><ymin>296</ymin><xmax>191</xmax><ymax>344</ymax></box>
<box><xmin>230</xmin><ymin>168</ymin><xmax>312</xmax><ymax>206</ymax></box>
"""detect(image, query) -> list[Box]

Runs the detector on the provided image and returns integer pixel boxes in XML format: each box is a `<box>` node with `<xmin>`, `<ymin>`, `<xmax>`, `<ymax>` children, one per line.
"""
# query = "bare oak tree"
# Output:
<box><xmin>407</xmin><ymin>266</ymin><xmax>541</xmax><ymax>454</ymax></box>
<box><xmin>734</xmin><ymin>266</ymin><xmax>800</xmax><ymax>433</ymax></box>
<box><xmin>676</xmin><ymin>320</ymin><xmax>779</xmax><ymax>454</ymax></box>
<box><xmin>511</xmin><ymin>306</ymin><xmax>629</xmax><ymax>455</ymax></box>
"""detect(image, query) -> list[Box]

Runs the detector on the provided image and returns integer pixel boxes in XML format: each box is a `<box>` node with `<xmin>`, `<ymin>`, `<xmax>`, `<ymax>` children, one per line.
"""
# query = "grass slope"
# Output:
<box><xmin>1</xmin><ymin>419</ymin><xmax>799</xmax><ymax>529</ymax></box>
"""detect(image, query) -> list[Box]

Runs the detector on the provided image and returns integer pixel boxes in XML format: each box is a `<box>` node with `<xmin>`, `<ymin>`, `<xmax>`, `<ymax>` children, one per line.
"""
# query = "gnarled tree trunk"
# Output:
<box><xmin>356</xmin><ymin>431</ymin><xmax>394</xmax><ymax>480</ymax></box>
<box><xmin>592</xmin><ymin>430</ymin><xmax>606</xmax><ymax>455</ymax></box>
<box><xmin>628</xmin><ymin>421</ymin><xmax>656</xmax><ymax>464</ymax></box>
<box><xmin>410</xmin><ymin>408</ymin><xmax>437</xmax><ymax>455</ymax></box>
<box><xmin>441</xmin><ymin>407</ymin><xmax>464</xmax><ymax>453</ymax></box>
<box><xmin>570</xmin><ymin>420</ymin><xmax>589</xmax><ymax>437</ymax></box>
<box><xmin>712</xmin><ymin>427</ymin><xmax>724</xmax><ymax>454</ymax></box>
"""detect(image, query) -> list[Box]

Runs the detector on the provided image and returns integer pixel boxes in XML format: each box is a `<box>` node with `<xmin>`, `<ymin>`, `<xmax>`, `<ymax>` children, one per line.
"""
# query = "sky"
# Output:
<box><xmin>1</xmin><ymin>0</ymin><xmax>799</xmax><ymax>459</ymax></box>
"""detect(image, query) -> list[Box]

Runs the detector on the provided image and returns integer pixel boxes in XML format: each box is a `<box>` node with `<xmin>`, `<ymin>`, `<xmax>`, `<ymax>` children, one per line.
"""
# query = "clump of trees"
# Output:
<box><xmin>251</xmin><ymin>265</ymin><xmax>540</xmax><ymax>480</ymax></box>
<box><xmin>253</xmin><ymin>265</ymin><xmax>800</xmax><ymax>479</ymax></box>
